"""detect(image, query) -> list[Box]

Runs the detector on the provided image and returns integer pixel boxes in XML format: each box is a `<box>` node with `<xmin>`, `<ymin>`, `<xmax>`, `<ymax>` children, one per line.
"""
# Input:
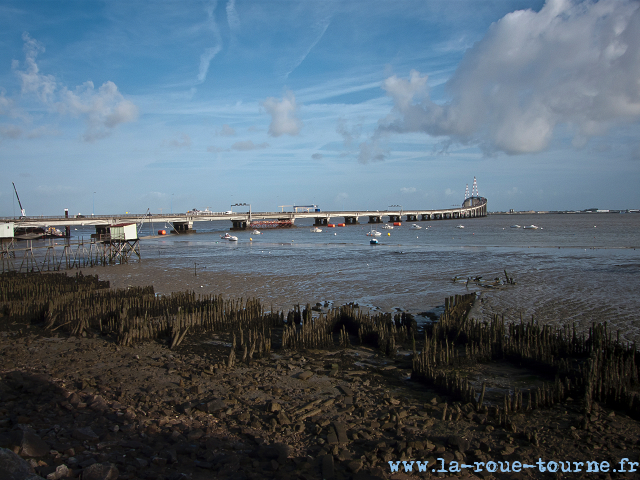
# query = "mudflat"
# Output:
<box><xmin>1</xmin><ymin>270</ymin><xmax>639</xmax><ymax>480</ymax></box>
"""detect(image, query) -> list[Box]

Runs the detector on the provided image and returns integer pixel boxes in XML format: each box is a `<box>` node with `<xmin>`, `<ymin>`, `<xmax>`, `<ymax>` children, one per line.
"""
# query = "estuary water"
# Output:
<box><xmin>69</xmin><ymin>212</ymin><xmax>640</xmax><ymax>341</ymax></box>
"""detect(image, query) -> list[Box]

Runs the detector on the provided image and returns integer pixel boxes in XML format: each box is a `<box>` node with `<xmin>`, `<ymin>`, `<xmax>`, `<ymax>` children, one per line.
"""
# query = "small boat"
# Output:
<box><xmin>510</xmin><ymin>225</ymin><xmax>521</xmax><ymax>228</ymax></box>
<box><xmin>382</xmin><ymin>224</ymin><xmax>393</xmax><ymax>229</ymax></box>
<box><xmin>410</xmin><ymin>224</ymin><xmax>422</xmax><ymax>230</ymax></box>
<box><xmin>370</xmin><ymin>238</ymin><xmax>379</xmax><ymax>245</ymax></box>
<box><xmin>310</xmin><ymin>227</ymin><xmax>322</xmax><ymax>233</ymax></box>
<box><xmin>221</xmin><ymin>233</ymin><xmax>238</xmax><ymax>241</ymax></box>
<box><xmin>251</xmin><ymin>229</ymin><xmax>262</xmax><ymax>235</ymax></box>
<box><xmin>366</xmin><ymin>229</ymin><xmax>382</xmax><ymax>237</ymax></box>
<box><xmin>456</xmin><ymin>225</ymin><xmax>464</xmax><ymax>229</ymax></box>
<box><xmin>523</xmin><ymin>225</ymin><xmax>539</xmax><ymax>230</ymax></box>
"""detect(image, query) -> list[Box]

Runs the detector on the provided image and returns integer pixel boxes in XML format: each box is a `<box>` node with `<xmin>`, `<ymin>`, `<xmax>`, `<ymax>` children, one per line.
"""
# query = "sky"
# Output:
<box><xmin>0</xmin><ymin>0</ymin><xmax>639</xmax><ymax>217</ymax></box>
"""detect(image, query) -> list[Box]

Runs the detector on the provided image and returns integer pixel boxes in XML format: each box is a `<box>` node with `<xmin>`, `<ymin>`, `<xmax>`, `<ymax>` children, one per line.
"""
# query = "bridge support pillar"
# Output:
<box><xmin>368</xmin><ymin>216</ymin><xmax>382</xmax><ymax>224</ymax></box>
<box><xmin>421</xmin><ymin>214</ymin><xmax>431</xmax><ymax>221</ymax></box>
<box><xmin>231</xmin><ymin>220</ymin><xmax>248</xmax><ymax>231</ymax></box>
<box><xmin>173</xmin><ymin>221</ymin><xmax>195</xmax><ymax>233</ymax></box>
<box><xmin>405</xmin><ymin>214</ymin><xmax>417</xmax><ymax>222</ymax></box>
<box><xmin>388</xmin><ymin>215</ymin><xmax>402</xmax><ymax>223</ymax></box>
<box><xmin>314</xmin><ymin>217</ymin><xmax>328</xmax><ymax>226</ymax></box>
<box><xmin>344</xmin><ymin>216</ymin><xmax>359</xmax><ymax>225</ymax></box>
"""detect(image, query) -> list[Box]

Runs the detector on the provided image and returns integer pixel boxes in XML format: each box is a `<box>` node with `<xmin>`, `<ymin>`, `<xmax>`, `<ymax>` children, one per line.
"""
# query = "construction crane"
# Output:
<box><xmin>12</xmin><ymin>182</ymin><xmax>25</xmax><ymax>218</ymax></box>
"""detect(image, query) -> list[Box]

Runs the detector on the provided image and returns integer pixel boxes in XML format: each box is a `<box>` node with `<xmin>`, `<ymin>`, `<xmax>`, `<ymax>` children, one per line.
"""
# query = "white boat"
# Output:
<box><xmin>310</xmin><ymin>227</ymin><xmax>322</xmax><ymax>233</ymax></box>
<box><xmin>251</xmin><ymin>229</ymin><xmax>262</xmax><ymax>235</ymax></box>
<box><xmin>382</xmin><ymin>224</ymin><xmax>393</xmax><ymax>229</ymax></box>
<box><xmin>410</xmin><ymin>224</ymin><xmax>422</xmax><ymax>230</ymax></box>
<box><xmin>221</xmin><ymin>233</ymin><xmax>238</xmax><ymax>241</ymax></box>
<box><xmin>510</xmin><ymin>225</ymin><xmax>522</xmax><ymax>228</ymax></box>
<box><xmin>366</xmin><ymin>229</ymin><xmax>382</xmax><ymax>237</ymax></box>
<box><xmin>456</xmin><ymin>225</ymin><xmax>464</xmax><ymax>229</ymax></box>
<box><xmin>523</xmin><ymin>225</ymin><xmax>539</xmax><ymax>230</ymax></box>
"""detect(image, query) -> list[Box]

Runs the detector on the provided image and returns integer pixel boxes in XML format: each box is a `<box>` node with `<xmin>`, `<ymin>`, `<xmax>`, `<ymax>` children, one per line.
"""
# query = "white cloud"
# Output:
<box><xmin>336</xmin><ymin>118</ymin><xmax>362</xmax><ymax>150</ymax></box>
<box><xmin>218</xmin><ymin>124</ymin><xmax>236</xmax><ymax>136</ymax></box>
<box><xmin>0</xmin><ymin>124</ymin><xmax>22</xmax><ymax>140</ymax></box>
<box><xmin>262</xmin><ymin>90</ymin><xmax>303</xmax><ymax>137</ymax></box>
<box><xmin>358</xmin><ymin>135</ymin><xmax>388</xmax><ymax>164</ymax></box>
<box><xmin>9</xmin><ymin>34</ymin><xmax>138</xmax><ymax>142</ymax></box>
<box><xmin>231</xmin><ymin>140</ymin><xmax>268</xmax><ymax>150</ymax></box>
<box><xmin>14</xmin><ymin>33</ymin><xmax>56</xmax><ymax>103</ymax></box>
<box><xmin>167</xmin><ymin>133</ymin><xmax>192</xmax><ymax>149</ymax></box>
<box><xmin>400</xmin><ymin>187</ymin><xmax>416</xmax><ymax>194</ymax></box>
<box><xmin>57</xmin><ymin>81</ymin><xmax>139</xmax><ymax>142</ymax></box>
<box><xmin>362</xmin><ymin>0</ymin><xmax>640</xmax><ymax>159</ymax></box>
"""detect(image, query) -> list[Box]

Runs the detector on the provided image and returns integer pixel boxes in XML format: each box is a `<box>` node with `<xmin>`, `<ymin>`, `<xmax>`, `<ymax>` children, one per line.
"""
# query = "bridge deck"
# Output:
<box><xmin>1</xmin><ymin>198</ymin><xmax>487</xmax><ymax>229</ymax></box>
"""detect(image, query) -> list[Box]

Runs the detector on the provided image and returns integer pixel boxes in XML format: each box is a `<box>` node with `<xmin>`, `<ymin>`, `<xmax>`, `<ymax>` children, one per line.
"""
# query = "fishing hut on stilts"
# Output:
<box><xmin>1</xmin><ymin>222</ymin><xmax>140</xmax><ymax>273</ymax></box>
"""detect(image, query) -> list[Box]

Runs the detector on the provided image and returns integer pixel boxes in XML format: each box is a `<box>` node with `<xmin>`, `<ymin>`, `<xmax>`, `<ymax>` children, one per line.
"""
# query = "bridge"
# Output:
<box><xmin>0</xmin><ymin>196</ymin><xmax>487</xmax><ymax>234</ymax></box>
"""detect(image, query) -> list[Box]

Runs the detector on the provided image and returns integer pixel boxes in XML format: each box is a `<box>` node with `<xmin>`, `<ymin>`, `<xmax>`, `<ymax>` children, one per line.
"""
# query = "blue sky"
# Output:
<box><xmin>1</xmin><ymin>0</ymin><xmax>639</xmax><ymax>216</ymax></box>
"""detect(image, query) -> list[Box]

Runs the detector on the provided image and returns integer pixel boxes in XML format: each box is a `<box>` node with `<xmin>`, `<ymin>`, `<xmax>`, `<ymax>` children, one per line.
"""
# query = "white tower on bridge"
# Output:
<box><xmin>472</xmin><ymin>176</ymin><xmax>479</xmax><ymax>197</ymax></box>
<box><xmin>465</xmin><ymin>184</ymin><xmax>470</xmax><ymax>200</ymax></box>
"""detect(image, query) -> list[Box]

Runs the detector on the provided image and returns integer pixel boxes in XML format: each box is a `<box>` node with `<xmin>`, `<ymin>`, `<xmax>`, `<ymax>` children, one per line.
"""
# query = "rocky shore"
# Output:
<box><xmin>1</xmin><ymin>272</ymin><xmax>640</xmax><ymax>480</ymax></box>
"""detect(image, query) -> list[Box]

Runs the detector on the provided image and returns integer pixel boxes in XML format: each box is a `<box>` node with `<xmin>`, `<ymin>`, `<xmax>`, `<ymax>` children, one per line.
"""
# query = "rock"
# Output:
<box><xmin>14</xmin><ymin>429</ymin><xmax>50</xmax><ymax>458</ymax></box>
<box><xmin>46</xmin><ymin>464</ymin><xmax>70</xmax><ymax>480</ymax></box>
<box><xmin>0</xmin><ymin>447</ymin><xmax>43</xmax><ymax>480</ymax></box>
<box><xmin>80</xmin><ymin>462</ymin><xmax>119</xmax><ymax>480</ymax></box>
<box><xmin>298</xmin><ymin>371</ymin><xmax>314</xmax><ymax>381</ymax></box>
<box><xmin>348</xmin><ymin>459</ymin><xmax>363</xmax><ymax>473</ymax></box>
<box><xmin>73</xmin><ymin>427</ymin><xmax>99</xmax><ymax>442</ymax></box>
<box><xmin>276</xmin><ymin>411</ymin><xmax>291</xmax><ymax>426</ymax></box>
<box><xmin>333</xmin><ymin>422</ymin><xmax>349</xmax><ymax>444</ymax></box>
<box><xmin>258</xmin><ymin>443</ymin><xmax>290</xmax><ymax>464</ymax></box>
<box><xmin>203</xmin><ymin>399</ymin><xmax>227</xmax><ymax>413</ymax></box>
<box><xmin>447</xmin><ymin>434</ymin><xmax>470</xmax><ymax>453</ymax></box>
<box><xmin>322</xmin><ymin>454</ymin><xmax>334</xmax><ymax>479</ymax></box>
<box><xmin>88</xmin><ymin>396</ymin><xmax>109</xmax><ymax>413</ymax></box>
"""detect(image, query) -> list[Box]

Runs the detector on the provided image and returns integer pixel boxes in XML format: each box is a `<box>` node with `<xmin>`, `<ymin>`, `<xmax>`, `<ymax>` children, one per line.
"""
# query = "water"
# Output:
<box><xmin>66</xmin><ymin>213</ymin><xmax>640</xmax><ymax>341</ymax></box>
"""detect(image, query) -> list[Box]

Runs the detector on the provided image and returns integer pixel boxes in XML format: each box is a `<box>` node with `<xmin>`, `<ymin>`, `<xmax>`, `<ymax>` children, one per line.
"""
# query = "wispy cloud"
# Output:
<box><xmin>284</xmin><ymin>18</ymin><xmax>330</xmax><ymax>79</ymax></box>
<box><xmin>196</xmin><ymin>1</ymin><xmax>223</xmax><ymax>84</ymax></box>
<box><xmin>400</xmin><ymin>187</ymin><xmax>416</xmax><ymax>194</ymax></box>
<box><xmin>226</xmin><ymin>0</ymin><xmax>240</xmax><ymax>32</ymax></box>
<box><xmin>231</xmin><ymin>140</ymin><xmax>268</xmax><ymax>150</ymax></box>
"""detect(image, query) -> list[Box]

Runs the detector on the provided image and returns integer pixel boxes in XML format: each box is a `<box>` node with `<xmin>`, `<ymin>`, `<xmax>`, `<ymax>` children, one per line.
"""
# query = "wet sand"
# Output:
<box><xmin>82</xmin><ymin>256</ymin><xmax>640</xmax><ymax>344</ymax></box>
